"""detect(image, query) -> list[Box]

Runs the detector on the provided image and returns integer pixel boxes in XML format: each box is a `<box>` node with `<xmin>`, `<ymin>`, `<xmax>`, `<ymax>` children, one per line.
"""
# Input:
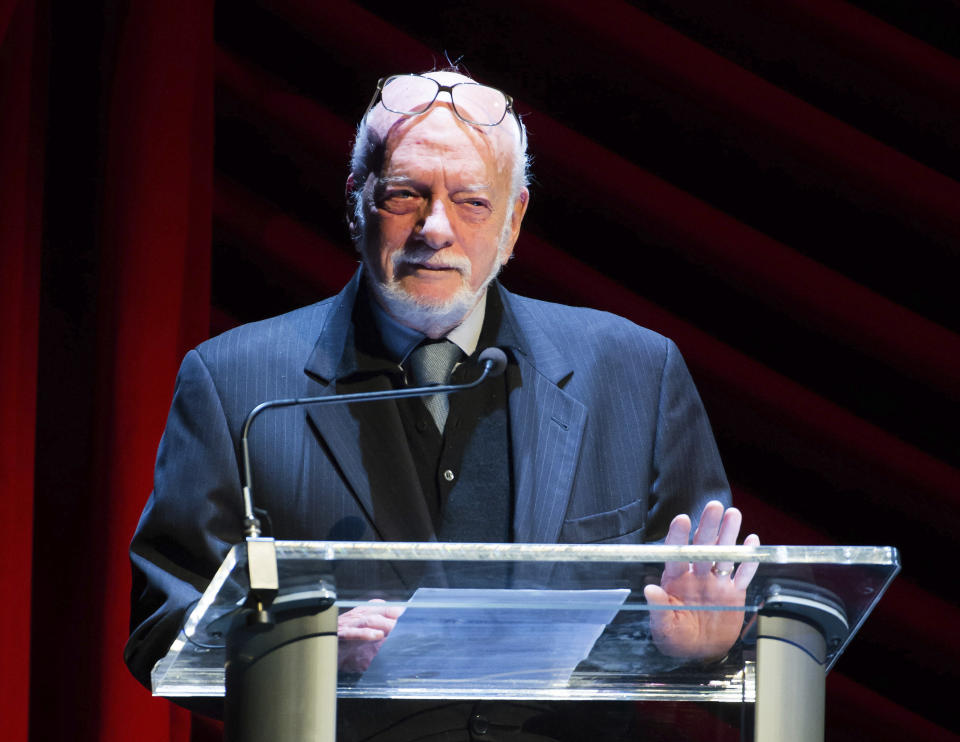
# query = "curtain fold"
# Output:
<box><xmin>93</xmin><ymin>2</ymin><xmax>214</xmax><ymax>739</ymax></box>
<box><xmin>0</xmin><ymin>2</ymin><xmax>42</xmax><ymax>740</ymax></box>
<box><xmin>25</xmin><ymin>1</ymin><xmax>213</xmax><ymax>740</ymax></box>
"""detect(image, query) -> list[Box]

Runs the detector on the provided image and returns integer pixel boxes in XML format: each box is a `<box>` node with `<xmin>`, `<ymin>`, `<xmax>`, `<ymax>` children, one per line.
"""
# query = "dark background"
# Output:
<box><xmin>2</xmin><ymin>0</ymin><xmax>958</xmax><ymax>740</ymax></box>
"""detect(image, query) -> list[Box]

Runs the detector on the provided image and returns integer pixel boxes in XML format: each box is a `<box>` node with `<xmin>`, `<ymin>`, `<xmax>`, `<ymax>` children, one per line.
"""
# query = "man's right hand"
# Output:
<box><xmin>337</xmin><ymin>599</ymin><xmax>405</xmax><ymax>672</ymax></box>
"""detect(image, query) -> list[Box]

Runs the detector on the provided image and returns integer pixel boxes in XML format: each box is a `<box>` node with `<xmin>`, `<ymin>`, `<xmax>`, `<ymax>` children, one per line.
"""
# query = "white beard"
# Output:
<box><xmin>366</xmin><ymin>220</ymin><xmax>512</xmax><ymax>337</ymax></box>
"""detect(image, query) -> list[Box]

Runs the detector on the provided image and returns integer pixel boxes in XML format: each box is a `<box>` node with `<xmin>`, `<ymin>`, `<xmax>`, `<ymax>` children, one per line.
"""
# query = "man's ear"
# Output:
<box><xmin>500</xmin><ymin>187</ymin><xmax>530</xmax><ymax>264</ymax></box>
<box><xmin>511</xmin><ymin>187</ymin><xmax>530</xmax><ymax>235</ymax></box>
<box><xmin>345</xmin><ymin>173</ymin><xmax>360</xmax><ymax>240</ymax></box>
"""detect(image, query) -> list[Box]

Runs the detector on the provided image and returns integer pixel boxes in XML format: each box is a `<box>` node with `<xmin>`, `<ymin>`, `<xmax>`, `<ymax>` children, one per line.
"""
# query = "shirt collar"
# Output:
<box><xmin>446</xmin><ymin>293</ymin><xmax>486</xmax><ymax>357</ymax></box>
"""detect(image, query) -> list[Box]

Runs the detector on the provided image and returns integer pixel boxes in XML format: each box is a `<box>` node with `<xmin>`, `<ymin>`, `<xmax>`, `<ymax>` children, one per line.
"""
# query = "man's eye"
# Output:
<box><xmin>380</xmin><ymin>191</ymin><xmax>421</xmax><ymax>211</ymax></box>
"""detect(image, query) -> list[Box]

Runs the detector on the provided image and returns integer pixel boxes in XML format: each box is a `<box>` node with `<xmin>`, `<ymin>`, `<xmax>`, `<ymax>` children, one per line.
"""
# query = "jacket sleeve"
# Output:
<box><xmin>645</xmin><ymin>339</ymin><xmax>731</xmax><ymax>542</ymax></box>
<box><xmin>124</xmin><ymin>349</ymin><xmax>244</xmax><ymax>690</ymax></box>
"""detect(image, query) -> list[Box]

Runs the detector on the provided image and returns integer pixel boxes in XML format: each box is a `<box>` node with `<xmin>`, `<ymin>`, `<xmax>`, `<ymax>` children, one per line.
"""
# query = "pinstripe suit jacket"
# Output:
<box><xmin>124</xmin><ymin>269</ymin><xmax>730</xmax><ymax>687</ymax></box>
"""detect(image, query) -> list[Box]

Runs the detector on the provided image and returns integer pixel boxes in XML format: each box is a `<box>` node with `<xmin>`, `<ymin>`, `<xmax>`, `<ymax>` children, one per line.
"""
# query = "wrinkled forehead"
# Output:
<box><xmin>377</xmin><ymin>111</ymin><xmax>505</xmax><ymax>191</ymax></box>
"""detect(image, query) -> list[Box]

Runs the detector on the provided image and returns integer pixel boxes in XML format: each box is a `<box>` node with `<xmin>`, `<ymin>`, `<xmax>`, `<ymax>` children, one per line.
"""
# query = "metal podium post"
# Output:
<box><xmin>225</xmin><ymin>591</ymin><xmax>338</xmax><ymax>742</ymax></box>
<box><xmin>754</xmin><ymin>582</ymin><xmax>848</xmax><ymax>742</ymax></box>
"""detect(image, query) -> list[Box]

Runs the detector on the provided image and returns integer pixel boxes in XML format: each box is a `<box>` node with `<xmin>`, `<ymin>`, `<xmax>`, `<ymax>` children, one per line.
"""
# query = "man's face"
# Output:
<box><xmin>354</xmin><ymin>74</ymin><xmax>528</xmax><ymax>336</ymax></box>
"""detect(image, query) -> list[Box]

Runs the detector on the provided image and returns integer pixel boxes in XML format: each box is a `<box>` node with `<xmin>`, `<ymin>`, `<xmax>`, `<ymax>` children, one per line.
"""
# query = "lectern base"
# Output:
<box><xmin>754</xmin><ymin>614</ymin><xmax>826</xmax><ymax>742</ymax></box>
<box><xmin>225</xmin><ymin>602</ymin><xmax>338</xmax><ymax>742</ymax></box>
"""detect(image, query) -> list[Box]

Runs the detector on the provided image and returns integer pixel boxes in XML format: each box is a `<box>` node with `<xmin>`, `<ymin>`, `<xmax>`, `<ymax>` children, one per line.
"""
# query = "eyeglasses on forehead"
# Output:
<box><xmin>363</xmin><ymin>74</ymin><xmax>522</xmax><ymax>134</ymax></box>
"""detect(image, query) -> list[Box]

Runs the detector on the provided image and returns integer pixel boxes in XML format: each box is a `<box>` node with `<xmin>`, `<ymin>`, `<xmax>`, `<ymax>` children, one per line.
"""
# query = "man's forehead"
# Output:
<box><xmin>379</xmin><ymin>114</ymin><xmax>503</xmax><ymax>183</ymax></box>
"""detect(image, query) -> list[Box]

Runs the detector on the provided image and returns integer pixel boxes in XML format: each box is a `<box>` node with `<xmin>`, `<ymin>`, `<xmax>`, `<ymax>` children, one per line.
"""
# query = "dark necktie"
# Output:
<box><xmin>407</xmin><ymin>339</ymin><xmax>463</xmax><ymax>432</ymax></box>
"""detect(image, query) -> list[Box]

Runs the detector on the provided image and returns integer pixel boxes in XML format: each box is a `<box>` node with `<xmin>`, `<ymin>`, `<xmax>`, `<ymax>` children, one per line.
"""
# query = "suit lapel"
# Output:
<box><xmin>303</xmin><ymin>377</ymin><xmax>435</xmax><ymax>543</ymax></box>
<box><xmin>509</xmin><ymin>356</ymin><xmax>587</xmax><ymax>544</ymax></box>
<box><xmin>302</xmin><ymin>271</ymin><xmax>434</xmax><ymax>543</ymax></box>
<box><xmin>498</xmin><ymin>288</ymin><xmax>588</xmax><ymax>544</ymax></box>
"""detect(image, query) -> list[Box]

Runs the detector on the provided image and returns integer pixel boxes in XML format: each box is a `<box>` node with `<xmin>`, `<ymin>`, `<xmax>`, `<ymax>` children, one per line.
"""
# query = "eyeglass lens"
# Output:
<box><xmin>380</xmin><ymin>75</ymin><xmax>508</xmax><ymax>127</ymax></box>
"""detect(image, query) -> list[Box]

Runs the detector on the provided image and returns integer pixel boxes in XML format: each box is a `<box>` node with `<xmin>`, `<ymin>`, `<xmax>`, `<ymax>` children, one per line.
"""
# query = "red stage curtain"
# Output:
<box><xmin>93</xmin><ymin>4</ymin><xmax>214</xmax><ymax>739</ymax></box>
<box><xmin>94</xmin><ymin>3</ymin><xmax>214</xmax><ymax>739</ymax></box>
<box><xmin>25</xmin><ymin>1</ymin><xmax>213</xmax><ymax>740</ymax></box>
<box><xmin>0</xmin><ymin>2</ymin><xmax>43</xmax><ymax>740</ymax></box>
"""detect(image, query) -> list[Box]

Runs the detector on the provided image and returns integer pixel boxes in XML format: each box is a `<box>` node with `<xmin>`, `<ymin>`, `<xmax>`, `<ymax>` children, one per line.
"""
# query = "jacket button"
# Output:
<box><xmin>442</xmin><ymin>469</ymin><xmax>455</xmax><ymax>482</ymax></box>
<box><xmin>469</xmin><ymin>714</ymin><xmax>489</xmax><ymax>735</ymax></box>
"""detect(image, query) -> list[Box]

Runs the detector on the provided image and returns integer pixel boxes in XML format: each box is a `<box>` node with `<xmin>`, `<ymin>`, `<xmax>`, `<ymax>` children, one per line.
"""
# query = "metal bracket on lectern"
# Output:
<box><xmin>242</xmin><ymin>537</ymin><xmax>278</xmax><ymax>627</ymax></box>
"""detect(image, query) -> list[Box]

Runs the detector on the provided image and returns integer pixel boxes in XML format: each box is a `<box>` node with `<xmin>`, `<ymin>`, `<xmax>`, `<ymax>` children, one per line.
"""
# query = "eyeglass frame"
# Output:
<box><xmin>362</xmin><ymin>74</ymin><xmax>524</xmax><ymax>141</ymax></box>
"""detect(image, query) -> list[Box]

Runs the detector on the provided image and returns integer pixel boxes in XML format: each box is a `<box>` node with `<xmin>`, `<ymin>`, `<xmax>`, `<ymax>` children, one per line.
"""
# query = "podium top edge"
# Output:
<box><xmin>242</xmin><ymin>541</ymin><xmax>900</xmax><ymax>566</ymax></box>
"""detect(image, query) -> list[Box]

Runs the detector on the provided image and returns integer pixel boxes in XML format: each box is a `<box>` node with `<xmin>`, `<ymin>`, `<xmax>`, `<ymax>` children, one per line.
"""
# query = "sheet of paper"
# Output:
<box><xmin>356</xmin><ymin>587</ymin><xmax>630</xmax><ymax>690</ymax></box>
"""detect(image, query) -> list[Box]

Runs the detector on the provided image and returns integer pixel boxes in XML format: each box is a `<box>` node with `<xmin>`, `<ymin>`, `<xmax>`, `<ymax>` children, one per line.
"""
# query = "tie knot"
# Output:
<box><xmin>407</xmin><ymin>340</ymin><xmax>463</xmax><ymax>432</ymax></box>
<box><xmin>408</xmin><ymin>339</ymin><xmax>463</xmax><ymax>388</ymax></box>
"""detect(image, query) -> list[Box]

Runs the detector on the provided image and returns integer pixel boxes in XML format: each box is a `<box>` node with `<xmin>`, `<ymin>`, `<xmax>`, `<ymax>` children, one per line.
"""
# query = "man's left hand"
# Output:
<box><xmin>643</xmin><ymin>500</ymin><xmax>760</xmax><ymax>660</ymax></box>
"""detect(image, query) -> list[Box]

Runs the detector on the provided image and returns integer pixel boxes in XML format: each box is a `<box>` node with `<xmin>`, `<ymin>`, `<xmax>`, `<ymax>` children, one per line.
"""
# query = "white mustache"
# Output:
<box><xmin>393</xmin><ymin>248</ymin><xmax>472</xmax><ymax>276</ymax></box>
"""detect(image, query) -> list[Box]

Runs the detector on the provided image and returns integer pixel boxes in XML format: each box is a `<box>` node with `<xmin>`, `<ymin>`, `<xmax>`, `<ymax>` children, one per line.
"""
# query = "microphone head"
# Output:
<box><xmin>478</xmin><ymin>347</ymin><xmax>508</xmax><ymax>378</ymax></box>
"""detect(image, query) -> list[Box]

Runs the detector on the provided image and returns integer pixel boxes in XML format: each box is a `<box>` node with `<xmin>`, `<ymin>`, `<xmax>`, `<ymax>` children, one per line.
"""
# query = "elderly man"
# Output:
<box><xmin>126</xmin><ymin>70</ymin><xmax>758</xmax><ymax>739</ymax></box>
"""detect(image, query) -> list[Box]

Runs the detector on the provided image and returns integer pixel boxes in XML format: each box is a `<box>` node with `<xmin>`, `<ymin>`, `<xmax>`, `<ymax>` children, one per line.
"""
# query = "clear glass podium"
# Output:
<box><xmin>152</xmin><ymin>541</ymin><xmax>899</xmax><ymax>741</ymax></box>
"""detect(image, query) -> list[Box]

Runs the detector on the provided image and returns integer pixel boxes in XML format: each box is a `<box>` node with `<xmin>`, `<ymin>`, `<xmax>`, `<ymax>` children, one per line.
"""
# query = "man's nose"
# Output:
<box><xmin>417</xmin><ymin>198</ymin><xmax>455</xmax><ymax>250</ymax></box>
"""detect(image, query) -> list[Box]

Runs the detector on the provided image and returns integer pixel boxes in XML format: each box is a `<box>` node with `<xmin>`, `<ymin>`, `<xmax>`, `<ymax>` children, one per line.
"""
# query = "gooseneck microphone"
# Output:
<box><xmin>237</xmin><ymin>346</ymin><xmax>507</xmax><ymax>614</ymax></box>
<box><xmin>240</xmin><ymin>346</ymin><xmax>508</xmax><ymax>539</ymax></box>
